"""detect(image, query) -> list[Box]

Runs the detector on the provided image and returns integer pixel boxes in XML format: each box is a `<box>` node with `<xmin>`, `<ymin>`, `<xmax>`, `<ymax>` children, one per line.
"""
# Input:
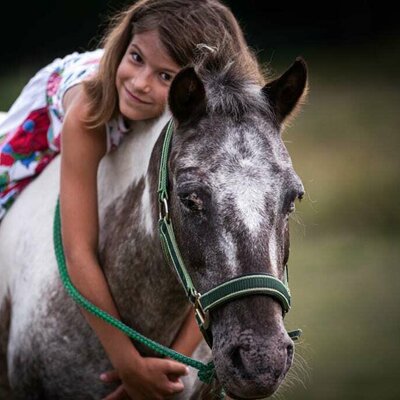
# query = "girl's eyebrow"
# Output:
<box><xmin>130</xmin><ymin>43</ymin><xmax>142</xmax><ymax>53</ymax></box>
<box><xmin>129</xmin><ymin>43</ymin><xmax>145</xmax><ymax>59</ymax></box>
<box><xmin>129</xmin><ymin>43</ymin><xmax>178</xmax><ymax>75</ymax></box>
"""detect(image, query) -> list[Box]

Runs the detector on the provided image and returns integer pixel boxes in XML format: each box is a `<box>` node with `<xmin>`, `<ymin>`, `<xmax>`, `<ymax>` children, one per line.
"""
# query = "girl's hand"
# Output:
<box><xmin>100</xmin><ymin>370</ymin><xmax>128</xmax><ymax>400</ymax></box>
<box><xmin>101</xmin><ymin>357</ymin><xmax>189</xmax><ymax>400</ymax></box>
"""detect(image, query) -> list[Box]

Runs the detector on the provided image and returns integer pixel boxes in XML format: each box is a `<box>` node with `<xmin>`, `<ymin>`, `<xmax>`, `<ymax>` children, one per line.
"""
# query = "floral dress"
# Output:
<box><xmin>0</xmin><ymin>49</ymin><xmax>129</xmax><ymax>222</ymax></box>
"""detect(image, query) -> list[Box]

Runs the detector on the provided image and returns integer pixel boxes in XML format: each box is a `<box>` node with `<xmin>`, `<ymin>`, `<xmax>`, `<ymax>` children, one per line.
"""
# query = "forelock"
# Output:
<box><xmin>195</xmin><ymin>50</ymin><xmax>272</xmax><ymax>121</ymax></box>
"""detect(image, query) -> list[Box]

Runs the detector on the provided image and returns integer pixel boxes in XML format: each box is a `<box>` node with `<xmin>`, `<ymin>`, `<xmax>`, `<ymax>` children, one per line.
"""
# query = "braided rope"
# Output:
<box><xmin>53</xmin><ymin>198</ymin><xmax>219</xmax><ymax>387</ymax></box>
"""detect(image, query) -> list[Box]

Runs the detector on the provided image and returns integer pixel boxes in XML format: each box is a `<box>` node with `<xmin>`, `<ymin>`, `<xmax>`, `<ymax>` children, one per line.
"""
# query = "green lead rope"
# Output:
<box><xmin>53</xmin><ymin>198</ymin><xmax>219</xmax><ymax>388</ymax></box>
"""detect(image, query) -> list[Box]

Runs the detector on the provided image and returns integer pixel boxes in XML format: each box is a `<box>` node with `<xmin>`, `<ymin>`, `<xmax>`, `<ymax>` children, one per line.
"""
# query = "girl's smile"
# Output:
<box><xmin>116</xmin><ymin>30</ymin><xmax>180</xmax><ymax>121</ymax></box>
<box><xmin>123</xmin><ymin>86</ymin><xmax>152</xmax><ymax>104</ymax></box>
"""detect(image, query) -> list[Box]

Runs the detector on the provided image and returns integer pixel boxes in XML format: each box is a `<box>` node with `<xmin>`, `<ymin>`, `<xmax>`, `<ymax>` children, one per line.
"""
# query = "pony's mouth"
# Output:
<box><xmin>217</xmin><ymin>349</ymin><xmax>292</xmax><ymax>400</ymax></box>
<box><xmin>225</xmin><ymin>390</ymin><xmax>276</xmax><ymax>400</ymax></box>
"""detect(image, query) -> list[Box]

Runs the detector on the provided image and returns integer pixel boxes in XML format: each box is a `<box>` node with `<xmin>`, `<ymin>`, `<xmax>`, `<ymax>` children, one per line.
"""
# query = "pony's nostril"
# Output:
<box><xmin>286</xmin><ymin>342</ymin><xmax>294</xmax><ymax>360</ymax></box>
<box><xmin>232</xmin><ymin>346</ymin><xmax>244</xmax><ymax>370</ymax></box>
<box><xmin>231</xmin><ymin>346</ymin><xmax>261</xmax><ymax>377</ymax></box>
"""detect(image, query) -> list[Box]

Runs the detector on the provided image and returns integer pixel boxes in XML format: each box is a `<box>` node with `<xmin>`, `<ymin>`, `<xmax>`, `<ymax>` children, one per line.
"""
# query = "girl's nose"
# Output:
<box><xmin>132</xmin><ymin>70</ymin><xmax>151</xmax><ymax>94</ymax></box>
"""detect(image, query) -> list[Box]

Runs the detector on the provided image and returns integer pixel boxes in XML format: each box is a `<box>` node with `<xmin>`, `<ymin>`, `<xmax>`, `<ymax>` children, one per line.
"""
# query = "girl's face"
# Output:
<box><xmin>116</xmin><ymin>30</ymin><xmax>181</xmax><ymax>122</ymax></box>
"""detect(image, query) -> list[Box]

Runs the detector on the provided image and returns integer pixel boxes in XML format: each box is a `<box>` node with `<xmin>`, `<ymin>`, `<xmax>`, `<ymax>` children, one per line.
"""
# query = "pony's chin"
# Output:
<box><xmin>219</xmin><ymin>365</ymin><xmax>288</xmax><ymax>399</ymax></box>
<box><xmin>225</xmin><ymin>385</ymin><xmax>279</xmax><ymax>400</ymax></box>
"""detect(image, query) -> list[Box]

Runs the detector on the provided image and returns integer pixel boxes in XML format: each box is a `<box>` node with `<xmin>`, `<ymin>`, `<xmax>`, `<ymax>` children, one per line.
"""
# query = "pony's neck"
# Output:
<box><xmin>97</xmin><ymin>112</ymin><xmax>171</xmax><ymax>254</ymax></box>
<box><xmin>97</xmin><ymin>114</ymin><xmax>170</xmax><ymax>224</ymax></box>
<box><xmin>95</xmin><ymin>113</ymin><xmax>189</xmax><ymax>349</ymax></box>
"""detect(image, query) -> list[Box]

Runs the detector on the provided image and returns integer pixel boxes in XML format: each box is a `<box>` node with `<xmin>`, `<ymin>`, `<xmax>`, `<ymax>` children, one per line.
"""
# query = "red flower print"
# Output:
<box><xmin>47</xmin><ymin>72</ymin><xmax>62</xmax><ymax>97</ymax></box>
<box><xmin>8</xmin><ymin>109</ymin><xmax>50</xmax><ymax>155</ymax></box>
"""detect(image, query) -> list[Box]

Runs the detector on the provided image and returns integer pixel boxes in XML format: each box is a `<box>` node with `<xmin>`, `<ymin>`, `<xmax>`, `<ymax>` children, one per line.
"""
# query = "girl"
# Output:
<box><xmin>0</xmin><ymin>0</ymin><xmax>264</xmax><ymax>398</ymax></box>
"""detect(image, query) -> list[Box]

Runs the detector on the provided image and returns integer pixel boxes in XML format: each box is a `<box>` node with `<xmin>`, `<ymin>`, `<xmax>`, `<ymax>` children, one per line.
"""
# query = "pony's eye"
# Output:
<box><xmin>180</xmin><ymin>192</ymin><xmax>205</xmax><ymax>212</ymax></box>
<box><xmin>284</xmin><ymin>189</ymin><xmax>302</xmax><ymax>214</ymax></box>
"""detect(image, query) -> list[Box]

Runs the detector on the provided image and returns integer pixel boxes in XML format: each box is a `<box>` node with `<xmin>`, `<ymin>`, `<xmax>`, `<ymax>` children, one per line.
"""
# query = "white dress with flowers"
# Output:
<box><xmin>0</xmin><ymin>49</ymin><xmax>129</xmax><ymax>221</ymax></box>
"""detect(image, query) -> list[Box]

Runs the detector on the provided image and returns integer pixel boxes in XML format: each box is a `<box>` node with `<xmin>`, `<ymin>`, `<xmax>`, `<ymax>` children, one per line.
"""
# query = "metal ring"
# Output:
<box><xmin>159</xmin><ymin>198</ymin><xmax>169</xmax><ymax>221</ymax></box>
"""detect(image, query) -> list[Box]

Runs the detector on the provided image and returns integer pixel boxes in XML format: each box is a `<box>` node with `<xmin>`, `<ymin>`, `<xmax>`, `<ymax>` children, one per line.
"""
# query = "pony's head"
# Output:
<box><xmin>166</xmin><ymin>53</ymin><xmax>307</xmax><ymax>398</ymax></box>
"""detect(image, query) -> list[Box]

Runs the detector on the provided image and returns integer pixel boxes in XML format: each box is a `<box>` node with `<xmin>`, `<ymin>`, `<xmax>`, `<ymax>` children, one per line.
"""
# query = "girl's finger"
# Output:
<box><xmin>163</xmin><ymin>360</ymin><xmax>190</xmax><ymax>377</ymax></box>
<box><xmin>167</xmin><ymin>379</ymin><xmax>185</xmax><ymax>394</ymax></box>
<box><xmin>167</xmin><ymin>373</ymin><xmax>182</xmax><ymax>383</ymax></box>
<box><xmin>100</xmin><ymin>370</ymin><xmax>121</xmax><ymax>383</ymax></box>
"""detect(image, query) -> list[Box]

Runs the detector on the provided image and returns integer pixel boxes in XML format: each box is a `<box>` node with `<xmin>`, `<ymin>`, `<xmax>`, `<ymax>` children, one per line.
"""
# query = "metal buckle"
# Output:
<box><xmin>193</xmin><ymin>292</ymin><xmax>210</xmax><ymax>330</ymax></box>
<box><xmin>159</xmin><ymin>198</ymin><xmax>169</xmax><ymax>221</ymax></box>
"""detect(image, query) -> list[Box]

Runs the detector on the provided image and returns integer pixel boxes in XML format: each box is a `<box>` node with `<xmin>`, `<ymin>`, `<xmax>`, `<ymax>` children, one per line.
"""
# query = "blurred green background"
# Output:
<box><xmin>1</xmin><ymin>1</ymin><xmax>399</xmax><ymax>399</ymax></box>
<box><xmin>277</xmin><ymin>37</ymin><xmax>400</xmax><ymax>400</ymax></box>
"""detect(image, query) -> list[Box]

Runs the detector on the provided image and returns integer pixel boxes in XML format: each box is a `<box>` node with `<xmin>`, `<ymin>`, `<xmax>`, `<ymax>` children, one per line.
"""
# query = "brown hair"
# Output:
<box><xmin>84</xmin><ymin>0</ymin><xmax>265</xmax><ymax>128</ymax></box>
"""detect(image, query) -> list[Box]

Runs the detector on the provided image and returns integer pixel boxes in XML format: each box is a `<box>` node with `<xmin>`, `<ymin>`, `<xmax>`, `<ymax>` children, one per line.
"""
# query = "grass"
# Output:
<box><xmin>270</xmin><ymin>37</ymin><xmax>400</xmax><ymax>400</ymax></box>
<box><xmin>281</xmin><ymin>232</ymin><xmax>400</xmax><ymax>400</ymax></box>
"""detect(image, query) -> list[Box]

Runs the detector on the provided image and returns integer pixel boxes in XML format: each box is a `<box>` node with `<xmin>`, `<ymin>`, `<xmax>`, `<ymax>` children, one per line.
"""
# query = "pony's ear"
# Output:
<box><xmin>168</xmin><ymin>66</ymin><xmax>206</xmax><ymax>126</ymax></box>
<box><xmin>262</xmin><ymin>57</ymin><xmax>308</xmax><ymax>126</ymax></box>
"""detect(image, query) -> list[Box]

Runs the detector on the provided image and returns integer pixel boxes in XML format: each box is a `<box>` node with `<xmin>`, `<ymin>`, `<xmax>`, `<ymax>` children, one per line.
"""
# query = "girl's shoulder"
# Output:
<box><xmin>63</xmin><ymin>88</ymin><xmax>127</xmax><ymax>154</ymax></box>
<box><xmin>63</xmin><ymin>87</ymin><xmax>102</xmax><ymax>132</ymax></box>
<box><xmin>49</xmin><ymin>49</ymin><xmax>128</xmax><ymax>154</ymax></box>
<box><xmin>62</xmin><ymin>88</ymin><xmax>107</xmax><ymax>153</ymax></box>
<box><xmin>46</xmin><ymin>49</ymin><xmax>104</xmax><ymax>133</ymax></box>
<box><xmin>54</xmin><ymin>49</ymin><xmax>104</xmax><ymax>107</ymax></box>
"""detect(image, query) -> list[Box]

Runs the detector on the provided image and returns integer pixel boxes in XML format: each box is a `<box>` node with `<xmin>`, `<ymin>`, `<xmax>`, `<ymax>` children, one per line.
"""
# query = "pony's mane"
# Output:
<box><xmin>194</xmin><ymin>44</ymin><xmax>272</xmax><ymax>121</ymax></box>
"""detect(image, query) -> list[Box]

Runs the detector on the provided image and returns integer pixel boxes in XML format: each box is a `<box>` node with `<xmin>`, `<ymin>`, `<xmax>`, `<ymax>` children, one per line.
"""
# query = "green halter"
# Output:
<box><xmin>158</xmin><ymin>119</ymin><xmax>301</xmax><ymax>345</ymax></box>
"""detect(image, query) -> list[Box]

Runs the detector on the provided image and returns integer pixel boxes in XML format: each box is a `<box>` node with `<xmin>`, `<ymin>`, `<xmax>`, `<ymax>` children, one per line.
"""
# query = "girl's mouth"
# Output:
<box><xmin>124</xmin><ymin>87</ymin><xmax>151</xmax><ymax>104</ymax></box>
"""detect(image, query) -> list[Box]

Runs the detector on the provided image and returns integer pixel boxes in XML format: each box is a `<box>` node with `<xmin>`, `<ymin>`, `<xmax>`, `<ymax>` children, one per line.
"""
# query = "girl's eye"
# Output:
<box><xmin>160</xmin><ymin>72</ymin><xmax>172</xmax><ymax>82</ymax></box>
<box><xmin>131</xmin><ymin>52</ymin><xmax>142</xmax><ymax>63</ymax></box>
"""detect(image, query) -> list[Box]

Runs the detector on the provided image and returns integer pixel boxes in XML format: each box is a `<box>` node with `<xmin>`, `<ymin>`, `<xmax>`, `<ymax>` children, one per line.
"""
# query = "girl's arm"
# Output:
<box><xmin>170</xmin><ymin>309</ymin><xmax>203</xmax><ymax>356</ymax></box>
<box><xmin>60</xmin><ymin>86</ymin><xmax>141</xmax><ymax>370</ymax></box>
<box><xmin>60</xmin><ymin>86</ymin><xmax>188</xmax><ymax>399</ymax></box>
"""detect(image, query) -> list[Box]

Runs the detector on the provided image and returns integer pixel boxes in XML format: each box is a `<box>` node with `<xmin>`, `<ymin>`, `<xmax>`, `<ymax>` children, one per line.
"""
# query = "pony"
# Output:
<box><xmin>0</xmin><ymin>52</ymin><xmax>307</xmax><ymax>399</ymax></box>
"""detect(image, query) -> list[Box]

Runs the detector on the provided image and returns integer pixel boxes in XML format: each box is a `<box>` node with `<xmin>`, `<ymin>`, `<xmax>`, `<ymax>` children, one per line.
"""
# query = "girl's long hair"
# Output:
<box><xmin>83</xmin><ymin>0</ymin><xmax>265</xmax><ymax>128</ymax></box>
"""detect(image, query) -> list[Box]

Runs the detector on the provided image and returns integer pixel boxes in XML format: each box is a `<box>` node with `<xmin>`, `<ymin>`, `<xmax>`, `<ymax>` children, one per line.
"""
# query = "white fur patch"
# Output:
<box><xmin>140</xmin><ymin>176</ymin><xmax>154</xmax><ymax>236</ymax></box>
<box><xmin>0</xmin><ymin>157</ymin><xmax>60</xmax><ymax>339</ymax></box>
<box><xmin>97</xmin><ymin>112</ymin><xmax>170</xmax><ymax>226</ymax></box>
<box><xmin>215</xmin><ymin>125</ymin><xmax>278</xmax><ymax>236</ymax></box>
<box><xmin>268</xmin><ymin>231</ymin><xmax>279</xmax><ymax>276</ymax></box>
<box><xmin>234</xmin><ymin>175</ymin><xmax>266</xmax><ymax>234</ymax></box>
<box><xmin>220</xmin><ymin>230</ymin><xmax>239</xmax><ymax>274</ymax></box>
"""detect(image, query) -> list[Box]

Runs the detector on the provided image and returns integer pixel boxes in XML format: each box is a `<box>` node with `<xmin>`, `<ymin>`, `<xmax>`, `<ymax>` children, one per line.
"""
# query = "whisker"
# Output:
<box><xmin>290</xmin><ymin>212</ymin><xmax>307</xmax><ymax>236</ymax></box>
<box><xmin>273</xmin><ymin>342</ymin><xmax>312</xmax><ymax>398</ymax></box>
<box><xmin>305</xmin><ymin>187</ymin><xmax>318</xmax><ymax>214</ymax></box>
